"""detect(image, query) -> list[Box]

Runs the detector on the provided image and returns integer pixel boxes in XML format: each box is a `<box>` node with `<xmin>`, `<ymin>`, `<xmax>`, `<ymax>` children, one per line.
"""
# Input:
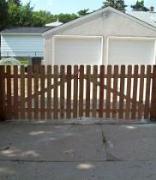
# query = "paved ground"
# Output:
<box><xmin>0</xmin><ymin>120</ymin><xmax>156</xmax><ymax>180</ymax></box>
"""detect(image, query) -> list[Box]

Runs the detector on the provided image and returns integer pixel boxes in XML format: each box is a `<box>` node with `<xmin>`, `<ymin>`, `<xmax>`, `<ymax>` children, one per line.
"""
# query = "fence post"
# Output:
<box><xmin>150</xmin><ymin>65</ymin><xmax>156</xmax><ymax>121</ymax></box>
<box><xmin>0</xmin><ymin>66</ymin><xmax>6</xmax><ymax>121</ymax></box>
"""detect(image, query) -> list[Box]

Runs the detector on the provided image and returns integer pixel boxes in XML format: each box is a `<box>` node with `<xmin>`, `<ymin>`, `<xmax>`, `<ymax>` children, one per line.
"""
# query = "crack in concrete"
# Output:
<box><xmin>0</xmin><ymin>159</ymin><xmax>124</xmax><ymax>163</ymax></box>
<box><xmin>101</xmin><ymin>129</ymin><xmax>121</xmax><ymax>162</ymax></box>
<box><xmin>0</xmin><ymin>159</ymin><xmax>153</xmax><ymax>163</ymax></box>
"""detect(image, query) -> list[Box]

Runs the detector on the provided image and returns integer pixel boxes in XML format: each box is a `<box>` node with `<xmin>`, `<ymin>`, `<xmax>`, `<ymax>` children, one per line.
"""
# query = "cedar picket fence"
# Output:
<box><xmin>0</xmin><ymin>65</ymin><xmax>156</xmax><ymax>121</ymax></box>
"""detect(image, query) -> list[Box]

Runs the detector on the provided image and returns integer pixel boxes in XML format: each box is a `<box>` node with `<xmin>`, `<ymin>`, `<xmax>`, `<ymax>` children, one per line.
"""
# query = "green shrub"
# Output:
<box><xmin>0</xmin><ymin>58</ymin><xmax>21</xmax><ymax>66</ymax></box>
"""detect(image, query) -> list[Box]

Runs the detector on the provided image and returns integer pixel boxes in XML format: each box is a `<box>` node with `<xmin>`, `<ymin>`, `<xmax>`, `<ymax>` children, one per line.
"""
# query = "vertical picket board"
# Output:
<box><xmin>73</xmin><ymin>65</ymin><xmax>78</xmax><ymax>118</ymax></box>
<box><xmin>150</xmin><ymin>65</ymin><xmax>156</xmax><ymax>121</ymax></box>
<box><xmin>20</xmin><ymin>66</ymin><xmax>25</xmax><ymax>119</ymax></box>
<box><xmin>131</xmin><ymin>65</ymin><xmax>138</xmax><ymax>119</ymax></box>
<box><xmin>99</xmin><ymin>65</ymin><xmax>105</xmax><ymax>118</ymax></box>
<box><xmin>79</xmin><ymin>65</ymin><xmax>84</xmax><ymax>118</ymax></box>
<box><xmin>27</xmin><ymin>66</ymin><xmax>32</xmax><ymax>120</ymax></box>
<box><xmin>112</xmin><ymin>66</ymin><xmax>118</xmax><ymax>119</ymax></box>
<box><xmin>66</xmin><ymin>65</ymin><xmax>72</xmax><ymax>119</ymax></box>
<box><xmin>106</xmin><ymin>65</ymin><xmax>111</xmax><ymax>118</ymax></box>
<box><xmin>86</xmin><ymin>65</ymin><xmax>91</xmax><ymax>117</ymax></box>
<box><xmin>0</xmin><ymin>66</ymin><xmax>5</xmax><ymax>121</ymax></box>
<box><xmin>138</xmin><ymin>65</ymin><xmax>145</xmax><ymax>119</ymax></box>
<box><xmin>60</xmin><ymin>65</ymin><xmax>65</xmax><ymax>119</ymax></box>
<box><xmin>6</xmin><ymin>66</ymin><xmax>12</xmax><ymax>120</ymax></box>
<box><xmin>47</xmin><ymin>65</ymin><xmax>52</xmax><ymax>119</ymax></box>
<box><xmin>40</xmin><ymin>66</ymin><xmax>45</xmax><ymax>120</ymax></box>
<box><xmin>34</xmin><ymin>65</ymin><xmax>39</xmax><ymax>120</ymax></box>
<box><xmin>125</xmin><ymin>66</ymin><xmax>132</xmax><ymax>119</ymax></box>
<box><xmin>119</xmin><ymin>65</ymin><xmax>125</xmax><ymax>119</ymax></box>
<box><xmin>144</xmin><ymin>65</ymin><xmax>152</xmax><ymax>119</ymax></box>
<box><xmin>54</xmin><ymin>65</ymin><xmax>58</xmax><ymax>119</ymax></box>
<box><xmin>92</xmin><ymin>66</ymin><xmax>98</xmax><ymax>117</ymax></box>
<box><xmin>13</xmin><ymin>66</ymin><xmax>19</xmax><ymax>119</ymax></box>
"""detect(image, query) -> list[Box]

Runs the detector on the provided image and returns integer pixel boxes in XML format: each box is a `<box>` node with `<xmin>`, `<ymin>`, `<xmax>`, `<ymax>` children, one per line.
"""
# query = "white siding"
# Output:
<box><xmin>44</xmin><ymin>37</ymin><xmax>53</xmax><ymax>64</ymax></box>
<box><xmin>1</xmin><ymin>34</ymin><xmax>43</xmax><ymax>57</ymax></box>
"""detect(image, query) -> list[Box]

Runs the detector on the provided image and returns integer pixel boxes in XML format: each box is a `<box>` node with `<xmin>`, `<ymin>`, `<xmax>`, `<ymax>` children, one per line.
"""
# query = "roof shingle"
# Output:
<box><xmin>1</xmin><ymin>27</ymin><xmax>52</xmax><ymax>34</ymax></box>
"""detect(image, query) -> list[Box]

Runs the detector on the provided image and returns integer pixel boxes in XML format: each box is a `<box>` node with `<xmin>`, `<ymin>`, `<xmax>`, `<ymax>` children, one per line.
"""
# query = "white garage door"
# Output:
<box><xmin>54</xmin><ymin>37</ymin><xmax>102</xmax><ymax>65</ymax></box>
<box><xmin>108</xmin><ymin>39</ymin><xmax>155</xmax><ymax>65</ymax></box>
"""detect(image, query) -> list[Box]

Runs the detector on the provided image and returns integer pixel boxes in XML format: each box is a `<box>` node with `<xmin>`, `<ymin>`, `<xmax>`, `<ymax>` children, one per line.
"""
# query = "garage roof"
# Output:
<box><xmin>1</xmin><ymin>27</ymin><xmax>52</xmax><ymax>34</ymax></box>
<box><xmin>127</xmin><ymin>11</ymin><xmax>156</xmax><ymax>27</ymax></box>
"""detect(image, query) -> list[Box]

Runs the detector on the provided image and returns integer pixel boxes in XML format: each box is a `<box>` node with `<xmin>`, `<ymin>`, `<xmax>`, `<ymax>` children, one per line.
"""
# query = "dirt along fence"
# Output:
<box><xmin>0</xmin><ymin>65</ymin><xmax>156</xmax><ymax>121</ymax></box>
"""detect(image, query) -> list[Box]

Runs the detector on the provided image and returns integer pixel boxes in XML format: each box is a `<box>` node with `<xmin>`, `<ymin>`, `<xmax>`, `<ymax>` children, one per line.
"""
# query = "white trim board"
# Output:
<box><xmin>109</xmin><ymin>36</ymin><xmax>156</xmax><ymax>40</ymax></box>
<box><xmin>53</xmin><ymin>35</ymin><xmax>103</xmax><ymax>39</ymax></box>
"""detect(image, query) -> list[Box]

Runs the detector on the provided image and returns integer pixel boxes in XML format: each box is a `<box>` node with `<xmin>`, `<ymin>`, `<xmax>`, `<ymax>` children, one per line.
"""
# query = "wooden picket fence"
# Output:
<box><xmin>0</xmin><ymin>65</ymin><xmax>156</xmax><ymax>121</ymax></box>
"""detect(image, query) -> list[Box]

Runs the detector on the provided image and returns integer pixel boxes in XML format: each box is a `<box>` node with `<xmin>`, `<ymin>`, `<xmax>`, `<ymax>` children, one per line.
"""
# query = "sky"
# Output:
<box><xmin>22</xmin><ymin>0</ymin><xmax>156</xmax><ymax>14</ymax></box>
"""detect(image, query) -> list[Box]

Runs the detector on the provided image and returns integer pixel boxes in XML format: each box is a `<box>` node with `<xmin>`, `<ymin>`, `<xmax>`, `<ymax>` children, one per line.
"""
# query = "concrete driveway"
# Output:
<box><xmin>0</xmin><ymin>120</ymin><xmax>156</xmax><ymax>180</ymax></box>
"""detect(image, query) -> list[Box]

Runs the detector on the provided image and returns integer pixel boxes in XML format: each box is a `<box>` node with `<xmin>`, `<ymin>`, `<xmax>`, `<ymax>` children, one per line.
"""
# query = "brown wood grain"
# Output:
<box><xmin>86</xmin><ymin>65</ymin><xmax>91</xmax><ymax>117</ymax></box>
<box><xmin>34</xmin><ymin>65</ymin><xmax>39</xmax><ymax>120</ymax></box>
<box><xmin>66</xmin><ymin>65</ymin><xmax>72</xmax><ymax>119</ymax></box>
<box><xmin>106</xmin><ymin>65</ymin><xmax>112</xmax><ymax>118</ymax></box>
<box><xmin>54</xmin><ymin>65</ymin><xmax>58</xmax><ymax>119</ymax></box>
<box><xmin>13</xmin><ymin>66</ymin><xmax>19</xmax><ymax>119</ymax></box>
<box><xmin>99</xmin><ymin>65</ymin><xmax>105</xmax><ymax>118</ymax></box>
<box><xmin>150</xmin><ymin>65</ymin><xmax>156</xmax><ymax>121</ymax></box>
<box><xmin>79</xmin><ymin>65</ymin><xmax>84</xmax><ymax>117</ymax></box>
<box><xmin>125</xmin><ymin>65</ymin><xmax>132</xmax><ymax>119</ymax></box>
<box><xmin>138</xmin><ymin>65</ymin><xmax>145</xmax><ymax>119</ymax></box>
<box><xmin>20</xmin><ymin>66</ymin><xmax>25</xmax><ymax>119</ymax></box>
<box><xmin>0</xmin><ymin>66</ymin><xmax>5</xmax><ymax>121</ymax></box>
<box><xmin>73</xmin><ymin>65</ymin><xmax>78</xmax><ymax>118</ymax></box>
<box><xmin>144</xmin><ymin>65</ymin><xmax>152</xmax><ymax>119</ymax></box>
<box><xmin>119</xmin><ymin>65</ymin><xmax>125</xmax><ymax>119</ymax></box>
<box><xmin>112</xmin><ymin>66</ymin><xmax>118</xmax><ymax>119</ymax></box>
<box><xmin>1</xmin><ymin>65</ymin><xmax>153</xmax><ymax>121</ymax></box>
<box><xmin>92</xmin><ymin>66</ymin><xmax>98</xmax><ymax>117</ymax></box>
<box><xmin>131</xmin><ymin>65</ymin><xmax>139</xmax><ymax>119</ymax></box>
<box><xmin>27</xmin><ymin>66</ymin><xmax>32</xmax><ymax>120</ymax></box>
<box><xmin>60</xmin><ymin>65</ymin><xmax>65</xmax><ymax>119</ymax></box>
<box><xmin>6</xmin><ymin>66</ymin><xmax>12</xmax><ymax>120</ymax></box>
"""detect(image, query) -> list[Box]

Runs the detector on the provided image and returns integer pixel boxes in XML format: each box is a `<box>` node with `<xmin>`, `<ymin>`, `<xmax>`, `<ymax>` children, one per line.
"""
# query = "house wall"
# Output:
<box><xmin>1</xmin><ymin>34</ymin><xmax>44</xmax><ymax>57</ymax></box>
<box><xmin>44</xmin><ymin>10</ymin><xmax>156</xmax><ymax>65</ymax></box>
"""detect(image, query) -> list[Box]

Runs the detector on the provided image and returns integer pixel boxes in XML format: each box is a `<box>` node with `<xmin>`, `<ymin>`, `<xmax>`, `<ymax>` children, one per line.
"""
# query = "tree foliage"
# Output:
<box><xmin>8</xmin><ymin>0</ymin><xmax>21</xmax><ymax>6</ymax></box>
<box><xmin>0</xmin><ymin>0</ymin><xmax>8</xmax><ymax>30</ymax></box>
<box><xmin>57</xmin><ymin>13</ymin><xmax>78</xmax><ymax>23</ymax></box>
<box><xmin>32</xmin><ymin>11</ymin><xmax>56</xmax><ymax>26</ymax></box>
<box><xmin>3</xmin><ymin>1</ymin><xmax>79</xmax><ymax>28</ymax></box>
<box><xmin>131</xmin><ymin>0</ymin><xmax>149</xmax><ymax>11</ymax></box>
<box><xmin>7</xmin><ymin>1</ymin><xmax>34</xmax><ymax>27</ymax></box>
<box><xmin>102</xmin><ymin>0</ymin><xmax>127</xmax><ymax>12</ymax></box>
<box><xmin>78</xmin><ymin>9</ymin><xmax>90</xmax><ymax>16</ymax></box>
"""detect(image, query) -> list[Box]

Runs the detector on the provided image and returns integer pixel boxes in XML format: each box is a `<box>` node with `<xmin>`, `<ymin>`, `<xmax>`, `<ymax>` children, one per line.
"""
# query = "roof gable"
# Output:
<box><xmin>43</xmin><ymin>7</ymin><xmax>156</xmax><ymax>37</ymax></box>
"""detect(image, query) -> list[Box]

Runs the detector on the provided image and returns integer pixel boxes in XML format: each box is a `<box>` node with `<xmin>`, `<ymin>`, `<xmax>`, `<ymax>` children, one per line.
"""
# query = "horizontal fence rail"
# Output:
<box><xmin>0</xmin><ymin>65</ymin><xmax>156</xmax><ymax>121</ymax></box>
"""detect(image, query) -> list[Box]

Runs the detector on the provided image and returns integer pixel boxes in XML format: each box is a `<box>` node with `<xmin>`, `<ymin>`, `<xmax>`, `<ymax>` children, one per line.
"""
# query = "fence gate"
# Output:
<box><xmin>0</xmin><ymin>65</ymin><xmax>156</xmax><ymax>121</ymax></box>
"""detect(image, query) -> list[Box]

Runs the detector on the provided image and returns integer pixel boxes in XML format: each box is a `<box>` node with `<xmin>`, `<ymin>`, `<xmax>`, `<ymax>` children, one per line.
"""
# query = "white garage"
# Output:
<box><xmin>53</xmin><ymin>36</ymin><xmax>103</xmax><ymax>65</ymax></box>
<box><xmin>43</xmin><ymin>7</ymin><xmax>156</xmax><ymax>65</ymax></box>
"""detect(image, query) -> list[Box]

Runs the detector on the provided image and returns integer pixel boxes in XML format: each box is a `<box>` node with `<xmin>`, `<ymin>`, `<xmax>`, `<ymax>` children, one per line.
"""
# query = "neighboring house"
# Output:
<box><xmin>46</xmin><ymin>19</ymin><xmax>63</xmax><ymax>27</ymax></box>
<box><xmin>43</xmin><ymin>7</ymin><xmax>156</xmax><ymax>65</ymax></box>
<box><xmin>0</xmin><ymin>27</ymin><xmax>51</xmax><ymax>64</ymax></box>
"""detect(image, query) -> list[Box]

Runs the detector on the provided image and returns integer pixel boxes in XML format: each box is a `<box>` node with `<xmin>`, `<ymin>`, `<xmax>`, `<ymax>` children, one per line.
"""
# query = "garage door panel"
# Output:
<box><xmin>108</xmin><ymin>39</ymin><xmax>155</xmax><ymax>65</ymax></box>
<box><xmin>54</xmin><ymin>37</ymin><xmax>102</xmax><ymax>65</ymax></box>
